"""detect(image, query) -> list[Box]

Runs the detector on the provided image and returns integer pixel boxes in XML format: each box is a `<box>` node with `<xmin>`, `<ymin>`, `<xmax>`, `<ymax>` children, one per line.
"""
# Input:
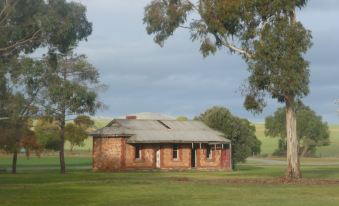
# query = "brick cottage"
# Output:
<box><xmin>90</xmin><ymin>117</ymin><xmax>232</xmax><ymax>171</ymax></box>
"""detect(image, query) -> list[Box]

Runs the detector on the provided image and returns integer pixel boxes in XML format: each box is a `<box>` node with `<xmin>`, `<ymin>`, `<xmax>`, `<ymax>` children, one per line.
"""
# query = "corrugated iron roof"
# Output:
<box><xmin>90</xmin><ymin>119</ymin><xmax>230</xmax><ymax>144</ymax></box>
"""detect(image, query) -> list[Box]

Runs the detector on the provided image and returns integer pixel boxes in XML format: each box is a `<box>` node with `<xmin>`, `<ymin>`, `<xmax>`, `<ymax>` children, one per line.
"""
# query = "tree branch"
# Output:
<box><xmin>0</xmin><ymin>29</ymin><xmax>42</xmax><ymax>54</ymax></box>
<box><xmin>218</xmin><ymin>36</ymin><xmax>253</xmax><ymax>59</ymax></box>
<box><xmin>0</xmin><ymin>0</ymin><xmax>19</xmax><ymax>25</ymax></box>
<box><xmin>224</xmin><ymin>42</ymin><xmax>253</xmax><ymax>59</ymax></box>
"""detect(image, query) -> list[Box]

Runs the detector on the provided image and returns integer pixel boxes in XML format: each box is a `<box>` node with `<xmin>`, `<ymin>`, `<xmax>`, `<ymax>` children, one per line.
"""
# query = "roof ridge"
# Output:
<box><xmin>114</xmin><ymin>119</ymin><xmax>200</xmax><ymax>122</ymax></box>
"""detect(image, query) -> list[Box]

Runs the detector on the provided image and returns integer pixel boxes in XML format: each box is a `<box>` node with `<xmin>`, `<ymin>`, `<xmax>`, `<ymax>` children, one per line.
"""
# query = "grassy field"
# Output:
<box><xmin>1</xmin><ymin>155</ymin><xmax>339</xmax><ymax>206</ymax></box>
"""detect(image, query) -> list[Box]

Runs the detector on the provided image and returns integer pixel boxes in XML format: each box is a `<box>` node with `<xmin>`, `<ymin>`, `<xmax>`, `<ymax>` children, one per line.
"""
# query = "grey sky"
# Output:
<box><xmin>75</xmin><ymin>0</ymin><xmax>339</xmax><ymax>123</ymax></box>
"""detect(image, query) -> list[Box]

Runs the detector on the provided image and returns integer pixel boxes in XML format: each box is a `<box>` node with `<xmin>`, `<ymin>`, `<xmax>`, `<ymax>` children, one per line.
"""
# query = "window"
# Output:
<box><xmin>135</xmin><ymin>145</ymin><xmax>142</xmax><ymax>159</ymax></box>
<box><xmin>172</xmin><ymin>144</ymin><xmax>179</xmax><ymax>160</ymax></box>
<box><xmin>206</xmin><ymin>145</ymin><xmax>212</xmax><ymax>160</ymax></box>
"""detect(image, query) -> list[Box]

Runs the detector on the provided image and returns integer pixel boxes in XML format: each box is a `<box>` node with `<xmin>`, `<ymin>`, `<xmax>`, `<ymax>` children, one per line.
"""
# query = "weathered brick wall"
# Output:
<box><xmin>92</xmin><ymin>137</ymin><xmax>123</xmax><ymax>171</ymax></box>
<box><xmin>221</xmin><ymin>148</ymin><xmax>231</xmax><ymax>169</ymax></box>
<box><xmin>93</xmin><ymin>139</ymin><xmax>231</xmax><ymax>171</ymax></box>
<box><xmin>160</xmin><ymin>144</ymin><xmax>191</xmax><ymax>169</ymax></box>
<box><xmin>196</xmin><ymin>144</ymin><xmax>231</xmax><ymax>170</ymax></box>
<box><xmin>124</xmin><ymin>143</ymin><xmax>156</xmax><ymax>169</ymax></box>
<box><xmin>197</xmin><ymin>148</ymin><xmax>221</xmax><ymax>168</ymax></box>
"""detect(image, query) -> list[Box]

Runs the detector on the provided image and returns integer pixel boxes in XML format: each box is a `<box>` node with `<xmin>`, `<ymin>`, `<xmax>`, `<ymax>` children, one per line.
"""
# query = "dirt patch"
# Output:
<box><xmin>172</xmin><ymin>177</ymin><xmax>191</xmax><ymax>182</ymax></box>
<box><xmin>216</xmin><ymin>177</ymin><xmax>339</xmax><ymax>185</ymax></box>
<box><xmin>172</xmin><ymin>177</ymin><xmax>339</xmax><ymax>185</ymax></box>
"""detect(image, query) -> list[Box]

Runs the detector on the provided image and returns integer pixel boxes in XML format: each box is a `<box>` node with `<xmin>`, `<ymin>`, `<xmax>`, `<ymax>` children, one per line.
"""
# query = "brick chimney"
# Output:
<box><xmin>126</xmin><ymin>115</ymin><xmax>137</xmax><ymax>120</ymax></box>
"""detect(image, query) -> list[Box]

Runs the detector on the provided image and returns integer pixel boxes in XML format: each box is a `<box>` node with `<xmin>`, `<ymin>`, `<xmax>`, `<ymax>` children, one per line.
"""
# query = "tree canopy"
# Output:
<box><xmin>265</xmin><ymin>103</ymin><xmax>330</xmax><ymax>157</ymax></box>
<box><xmin>0</xmin><ymin>0</ymin><xmax>92</xmax><ymax>57</ymax></box>
<box><xmin>34</xmin><ymin>119</ymin><xmax>60</xmax><ymax>151</ymax></box>
<box><xmin>195</xmin><ymin>106</ymin><xmax>261</xmax><ymax>168</ymax></box>
<box><xmin>65</xmin><ymin>115</ymin><xmax>94</xmax><ymax>152</ymax></box>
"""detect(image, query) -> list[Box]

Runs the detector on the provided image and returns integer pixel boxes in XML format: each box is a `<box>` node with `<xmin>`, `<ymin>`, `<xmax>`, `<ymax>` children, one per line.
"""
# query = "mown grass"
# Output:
<box><xmin>0</xmin><ymin>155</ymin><xmax>91</xmax><ymax>170</ymax></box>
<box><xmin>1</xmin><ymin>157</ymin><xmax>339</xmax><ymax>206</ymax></box>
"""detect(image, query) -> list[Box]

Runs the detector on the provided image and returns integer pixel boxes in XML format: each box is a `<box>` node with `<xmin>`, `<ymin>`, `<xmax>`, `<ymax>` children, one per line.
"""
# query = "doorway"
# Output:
<box><xmin>156</xmin><ymin>149</ymin><xmax>161</xmax><ymax>168</ymax></box>
<box><xmin>191</xmin><ymin>148</ymin><xmax>196</xmax><ymax>168</ymax></box>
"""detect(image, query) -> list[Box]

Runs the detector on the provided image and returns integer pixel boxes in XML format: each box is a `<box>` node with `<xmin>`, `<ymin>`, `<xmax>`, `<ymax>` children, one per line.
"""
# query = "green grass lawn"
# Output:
<box><xmin>0</xmin><ymin>155</ymin><xmax>91</xmax><ymax>171</ymax></box>
<box><xmin>1</xmin><ymin>155</ymin><xmax>339</xmax><ymax>206</ymax></box>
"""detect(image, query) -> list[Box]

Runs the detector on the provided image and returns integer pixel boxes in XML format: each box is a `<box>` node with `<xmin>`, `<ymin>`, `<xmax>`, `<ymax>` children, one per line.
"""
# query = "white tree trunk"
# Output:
<box><xmin>285</xmin><ymin>98</ymin><xmax>301</xmax><ymax>179</ymax></box>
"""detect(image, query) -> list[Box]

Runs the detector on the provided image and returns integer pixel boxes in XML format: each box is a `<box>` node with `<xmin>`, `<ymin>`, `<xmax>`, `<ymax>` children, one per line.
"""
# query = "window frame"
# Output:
<box><xmin>172</xmin><ymin>144</ymin><xmax>179</xmax><ymax>160</ymax></box>
<box><xmin>135</xmin><ymin>144</ymin><xmax>142</xmax><ymax>160</ymax></box>
<box><xmin>206</xmin><ymin>145</ymin><xmax>213</xmax><ymax>160</ymax></box>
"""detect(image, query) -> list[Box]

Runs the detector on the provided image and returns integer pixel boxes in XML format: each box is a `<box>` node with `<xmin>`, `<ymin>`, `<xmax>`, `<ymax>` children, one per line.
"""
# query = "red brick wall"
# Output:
<box><xmin>92</xmin><ymin>138</ymin><xmax>231</xmax><ymax>171</ymax></box>
<box><xmin>92</xmin><ymin>137</ymin><xmax>124</xmax><ymax>171</ymax></box>
<box><xmin>124</xmin><ymin>143</ymin><xmax>156</xmax><ymax>169</ymax></box>
<box><xmin>160</xmin><ymin>144</ymin><xmax>191</xmax><ymax>169</ymax></box>
<box><xmin>196</xmin><ymin>145</ymin><xmax>231</xmax><ymax>169</ymax></box>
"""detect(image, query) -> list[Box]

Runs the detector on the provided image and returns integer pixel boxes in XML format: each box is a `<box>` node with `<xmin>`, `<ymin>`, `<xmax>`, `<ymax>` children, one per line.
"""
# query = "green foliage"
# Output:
<box><xmin>34</xmin><ymin>119</ymin><xmax>60</xmax><ymax>151</ymax></box>
<box><xmin>44</xmin><ymin>53</ymin><xmax>102</xmax><ymax>119</ymax></box>
<box><xmin>265</xmin><ymin>103</ymin><xmax>330</xmax><ymax>157</ymax></box>
<box><xmin>74</xmin><ymin>115</ymin><xmax>94</xmax><ymax>128</ymax></box>
<box><xmin>0</xmin><ymin>0</ymin><xmax>92</xmax><ymax>57</ymax></box>
<box><xmin>176</xmin><ymin>116</ymin><xmax>188</xmax><ymax>121</ymax></box>
<box><xmin>42</xmin><ymin>52</ymin><xmax>101</xmax><ymax>173</ymax></box>
<box><xmin>0</xmin><ymin>57</ymin><xmax>48</xmax><ymax>156</ymax></box>
<box><xmin>65</xmin><ymin>115</ymin><xmax>94</xmax><ymax>151</ymax></box>
<box><xmin>195</xmin><ymin>106</ymin><xmax>261</xmax><ymax>168</ymax></box>
<box><xmin>144</xmin><ymin>0</ymin><xmax>193</xmax><ymax>47</ymax></box>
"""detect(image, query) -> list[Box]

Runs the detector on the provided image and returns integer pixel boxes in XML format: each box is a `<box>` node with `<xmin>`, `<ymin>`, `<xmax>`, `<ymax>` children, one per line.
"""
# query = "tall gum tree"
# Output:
<box><xmin>44</xmin><ymin>52</ymin><xmax>103</xmax><ymax>174</ymax></box>
<box><xmin>143</xmin><ymin>0</ymin><xmax>312</xmax><ymax>179</ymax></box>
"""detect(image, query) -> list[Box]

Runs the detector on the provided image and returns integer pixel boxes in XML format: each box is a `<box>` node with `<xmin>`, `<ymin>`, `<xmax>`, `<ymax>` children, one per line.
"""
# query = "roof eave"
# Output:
<box><xmin>126</xmin><ymin>140</ymin><xmax>230</xmax><ymax>144</ymax></box>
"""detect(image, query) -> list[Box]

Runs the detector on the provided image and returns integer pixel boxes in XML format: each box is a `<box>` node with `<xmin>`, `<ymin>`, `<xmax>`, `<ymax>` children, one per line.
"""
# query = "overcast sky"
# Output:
<box><xmin>75</xmin><ymin>0</ymin><xmax>339</xmax><ymax>123</ymax></box>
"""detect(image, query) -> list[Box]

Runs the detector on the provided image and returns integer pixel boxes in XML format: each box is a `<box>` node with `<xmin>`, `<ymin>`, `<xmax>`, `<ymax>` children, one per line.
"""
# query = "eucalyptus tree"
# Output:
<box><xmin>143</xmin><ymin>0</ymin><xmax>312</xmax><ymax>179</ymax></box>
<box><xmin>44</xmin><ymin>53</ymin><xmax>102</xmax><ymax>174</ymax></box>
<box><xmin>265</xmin><ymin>103</ymin><xmax>330</xmax><ymax>157</ymax></box>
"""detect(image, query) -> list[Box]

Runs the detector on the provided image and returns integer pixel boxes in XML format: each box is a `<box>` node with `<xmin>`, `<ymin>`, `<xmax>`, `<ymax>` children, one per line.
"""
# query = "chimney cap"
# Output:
<box><xmin>126</xmin><ymin>115</ymin><xmax>137</xmax><ymax>120</ymax></box>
